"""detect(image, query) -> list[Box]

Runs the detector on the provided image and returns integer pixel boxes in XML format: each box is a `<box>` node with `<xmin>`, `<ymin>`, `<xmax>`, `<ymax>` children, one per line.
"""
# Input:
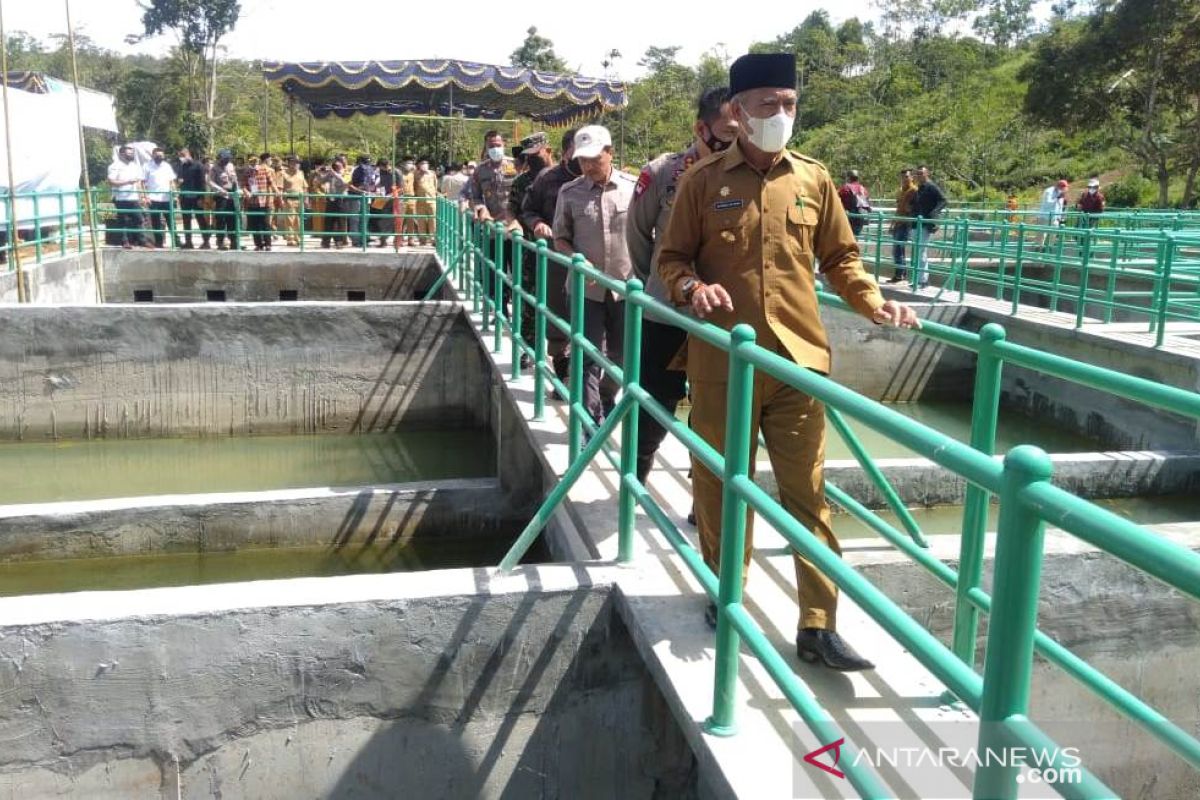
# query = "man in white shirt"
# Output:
<box><xmin>143</xmin><ymin>147</ymin><xmax>177</xmax><ymax>248</ymax></box>
<box><xmin>107</xmin><ymin>145</ymin><xmax>148</xmax><ymax>248</ymax></box>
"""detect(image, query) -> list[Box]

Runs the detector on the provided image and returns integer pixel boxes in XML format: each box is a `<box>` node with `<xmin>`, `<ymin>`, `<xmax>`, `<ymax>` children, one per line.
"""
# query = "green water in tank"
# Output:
<box><xmin>0</xmin><ymin>430</ymin><xmax>496</xmax><ymax>505</ymax></box>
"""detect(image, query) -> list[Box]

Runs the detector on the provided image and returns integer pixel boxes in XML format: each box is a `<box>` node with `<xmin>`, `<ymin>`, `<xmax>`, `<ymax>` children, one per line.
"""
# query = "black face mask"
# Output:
<box><xmin>526</xmin><ymin>155</ymin><xmax>548</xmax><ymax>174</ymax></box>
<box><xmin>700</xmin><ymin>123</ymin><xmax>732</xmax><ymax>154</ymax></box>
<box><xmin>566</xmin><ymin>158</ymin><xmax>581</xmax><ymax>176</ymax></box>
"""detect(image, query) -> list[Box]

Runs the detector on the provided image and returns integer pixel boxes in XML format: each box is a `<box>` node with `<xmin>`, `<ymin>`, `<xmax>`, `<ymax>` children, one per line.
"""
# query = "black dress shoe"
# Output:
<box><xmin>687</xmin><ymin>510</ymin><xmax>697</xmax><ymax>526</ymax></box>
<box><xmin>795</xmin><ymin>628</ymin><xmax>875</xmax><ymax>671</ymax></box>
<box><xmin>520</xmin><ymin>354</ymin><xmax>533</xmax><ymax>370</ymax></box>
<box><xmin>704</xmin><ymin>601</ymin><xmax>718</xmax><ymax>629</ymax></box>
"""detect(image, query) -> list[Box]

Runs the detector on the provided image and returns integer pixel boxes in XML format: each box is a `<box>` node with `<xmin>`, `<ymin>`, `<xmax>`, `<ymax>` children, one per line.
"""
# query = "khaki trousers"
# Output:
<box><xmin>690</xmin><ymin>372</ymin><xmax>840</xmax><ymax>630</ymax></box>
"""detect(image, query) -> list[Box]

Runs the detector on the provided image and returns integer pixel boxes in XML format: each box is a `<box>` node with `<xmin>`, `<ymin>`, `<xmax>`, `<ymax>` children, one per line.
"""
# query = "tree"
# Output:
<box><xmin>1022</xmin><ymin>0</ymin><xmax>1200</xmax><ymax>205</ymax></box>
<box><xmin>133</xmin><ymin>0</ymin><xmax>241</xmax><ymax>128</ymax></box>
<box><xmin>972</xmin><ymin>0</ymin><xmax>1036</xmax><ymax>47</ymax></box>
<box><xmin>509</xmin><ymin>27</ymin><xmax>568</xmax><ymax>73</ymax></box>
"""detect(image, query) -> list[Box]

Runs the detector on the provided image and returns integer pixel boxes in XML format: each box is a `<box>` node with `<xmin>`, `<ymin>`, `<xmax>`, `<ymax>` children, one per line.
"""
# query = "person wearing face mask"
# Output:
<box><xmin>657</xmin><ymin>53</ymin><xmax>921</xmax><ymax>672</ymax></box>
<box><xmin>627</xmin><ymin>86</ymin><xmax>737</xmax><ymax>486</ymax></box>
<box><xmin>1076</xmin><ymin>178</ymin><xmax>1105</xmax><ymax>227</ymax></box>
<box><xmin>521</xmin><ymin>128</ymin><xmax>580</xmax><ymax>395</ymax></box>
<box><xmin>143</xmin><ymin>147</ymin><xmax>177</xmax><ymax>248</ymax></box>
<box><xmin>176</xmin><ymin>148</ymin><xmax>211</xmax><ymax>249</ymax></box>
<box><xmin>107</xmin><ymin>145</ymin><xmax>149</xmax><ymax>249</ymax></box>
<box><xmin>398</xmin><ymin>158</ymin><xmax>417</xmax><ymax>247</ymax></box>
<box><xmin>465</xmin><ymin>130</ymin><xmax>518</xmax><ymax>227</ymax></box>
<box><xmin>412</xmin><ymin>158</ymin><xmax>438</xmax><ymax>246</ymax></box>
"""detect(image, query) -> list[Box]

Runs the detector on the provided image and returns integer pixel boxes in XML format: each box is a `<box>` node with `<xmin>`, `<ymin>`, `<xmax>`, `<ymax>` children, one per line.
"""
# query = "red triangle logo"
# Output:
<box><xmin>804</xmin><ymin>737</ymin><xmax>846</xmax><ymax>779</ymax></box>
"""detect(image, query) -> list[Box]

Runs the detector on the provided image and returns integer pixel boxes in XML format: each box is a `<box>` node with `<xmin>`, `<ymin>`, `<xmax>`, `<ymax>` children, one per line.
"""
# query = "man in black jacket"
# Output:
<box><xmin>520</xmin><ymin>128</ymin><xmax>580</xmax><ymax>392</ymax></box>
<box><xmin>176</xmin><ymin>148</ymin><xmax>210</xmax><ymax>249</ymax></box>
<box><xmin>911</xmin><ymin>165</ymin><xmax>947</xmax><ymax>289</ymax></box>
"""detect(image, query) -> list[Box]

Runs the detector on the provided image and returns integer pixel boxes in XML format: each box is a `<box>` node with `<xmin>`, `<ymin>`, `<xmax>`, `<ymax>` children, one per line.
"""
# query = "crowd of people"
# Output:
<box><xmin>462</xmin><ymin>53</ymin><xmax>921</xmax><ymax>672</ymax></box>
<box><xmin>104</xmin><ymin>145</ymin><xmax>479</xmax><ymax>250</ymax></box>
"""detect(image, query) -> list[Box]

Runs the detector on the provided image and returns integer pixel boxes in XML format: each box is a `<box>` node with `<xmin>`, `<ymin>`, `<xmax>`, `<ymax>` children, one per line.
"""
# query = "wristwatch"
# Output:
<box><xmin>680</xmin><ymin>277</ymin><xmax>701</xmax><ymax>303</ymax></box>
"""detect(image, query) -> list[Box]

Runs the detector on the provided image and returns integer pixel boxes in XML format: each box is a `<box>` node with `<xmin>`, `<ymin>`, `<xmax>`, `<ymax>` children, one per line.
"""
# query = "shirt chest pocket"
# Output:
<box><xmin>785</xmin><ymin>203</ymin><xmax>819</xmax><ymax>256</ymax></box>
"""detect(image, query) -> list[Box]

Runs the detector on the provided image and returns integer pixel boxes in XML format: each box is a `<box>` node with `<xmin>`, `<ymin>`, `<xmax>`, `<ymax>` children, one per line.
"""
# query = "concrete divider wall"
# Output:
<box><xmin>0</xmin><ymin>575</ymin><xmax>698</xmax><ymax>799</ymax></box>
<box><xmin>0</xmin><ymin>254</ymin><xmax>98</xmax><ymax>305</ymax></box>
<box><xmin>101</xmin><ymin>249</ymin><xmax>444</xmax><ymax>303</ymax></box>
<box><xmin>822</xmin><ymin>302</ymin><xmax>974</xmax><ymax>401</ymax></box>
<box><xmin>0</xmin><ymin>303</ymin><xmax>491</xmax><ymax>441</ymax></box>
<box><xmin>0</xmin><ymin>480</ymin><xmax>525</xmax><ymax>564</ymax></box>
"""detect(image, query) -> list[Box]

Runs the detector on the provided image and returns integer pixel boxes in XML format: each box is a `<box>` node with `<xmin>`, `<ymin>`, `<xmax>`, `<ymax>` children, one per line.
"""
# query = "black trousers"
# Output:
<box><xmin>635</xmin><ymin>318</ymin><xmax>689</xmax><ymax>482</ymax></box>
<box><xmin>211</xmin><ymin>195</ymin><xmax>239</xmax><ymax>249</ymax></box>
<box><xmin>581</xmin><ymin>295</ymin><xmax>624</xmax><ymax>423</ymax></box>
<box><xmin>146</xmin><ymin>201</ymin><xmax>171</xmax><ymax>247</ymax></box>
<box><xmin>112</xmin><ymin>200</ymin><xmax>147</xmax><ymax>246</ymax></box>
<box><xmin>246</xmin><ymin>205</ymin><xmax>271</xmax><ymax>248</ymax></box>
<box><xmin>179</xmin><ymin>196</ymin><xmax>210</xmax><ymax>245</ymax></box>
<box><xmin>322</xmin><ymin>198</ymin><xmax>348</xmax><ymax>246</ymax></box>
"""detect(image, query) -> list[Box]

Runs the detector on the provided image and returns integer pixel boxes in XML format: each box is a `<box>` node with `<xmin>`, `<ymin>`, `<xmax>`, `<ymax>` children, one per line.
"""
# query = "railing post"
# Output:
<box><xmin>359</xmin><ymin>194</ymin><xmax>369</xmax><ymax>252</ymax></box>
<box><xmin>493</xmin><ymin>223</ymin><xmax>505</xmax><ymax>354</ymax></box>
<box><xmin>298</xmin><ymin>193</ymin><xmax>307</xmax><ymax>252</ymax></box>
<box><xmin>912</xmin><ymin>215</ymin><xmax>925</xmax><ymax>288</ymax></box>
<box><xmin>872</xmin><ymin>211</ymin><xmax>884</xmax><ymax>280</ymax></box>
<box><xmin>233</xmin><ymin>191</ymin><xmax>243</xmax><ymax>250</ymax></box>
<box><xmin>58</xmin><ymin>190</ymin><xmax>67</xmax><ymax>254</ymax></box>
<box><xmin>510</xmin><ymin>231</ymin><xmax>525</xmax><ymax>380</ymax></box>
<box><xmin>1049</xmin><ymin>229</ymin><xmax>1067</xmax><ymax>313</ymax></box>
<box><xmin>480</xmin><ymin>221</ymin><xmax>491</xmax><ymax>329</ymax></box>
<box><xmin>533</xmin><ymin>239</ymin><xmax>549</xmax><ymax>421</ymax></box>
<box><xmin>952</xmin><ymin>322</ymin><xmax>1007</xmax><ymax>669</ymax></box>
<box><xmin>167</xmin><ymin>190</ymin><xmax>178</xmax><ymax>250</ymax></box>
<box><xmin>1074</xmin><ymin>227</ymin><xmax>1094</xmax><ymax>328</ymax></box>
<box><xmin>617</xmin><ymin>279</ymin><xmax>645</xmax><ymax>564</ymax></box>
<box><xmin>1155</xmin><ymin>233</ymin><xmax>1176</xmax><ymax>347</ymax></box>
<box><xmin>1103</xmin><ymin>231</ymin><xmax>1120</xmax><ymax>323</ymax></box>
<box><xmin>973</xmin><ymin>445</ymin><xmax>1053</xmax><ymax>800</ymax></box>
<box><xmin>1010</xmin><ymin>223</ymin><xmax>1026</xmax><ymax>314</ymax></box>
<box><xmin>567</xmin><ymin>254</ymin><xmax>588</xmax><ymax>463</ymax></box>
<box><xmin>705</xmin><ymin>323</ymin><xmax>758</xmax><ymax>737</ymax></box>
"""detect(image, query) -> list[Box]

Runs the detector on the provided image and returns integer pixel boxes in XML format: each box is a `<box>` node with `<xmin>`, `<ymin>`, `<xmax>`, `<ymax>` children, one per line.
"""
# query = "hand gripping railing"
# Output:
<box><xmin>432</xmin><ymin>197</ymin><xmax>1199</xmax><ymax>798</ymax></box>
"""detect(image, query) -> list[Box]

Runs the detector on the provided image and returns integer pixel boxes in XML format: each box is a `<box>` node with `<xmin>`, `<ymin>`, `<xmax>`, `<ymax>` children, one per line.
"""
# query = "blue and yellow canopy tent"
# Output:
<box><xmin>262</xmin><ymin>59</ymin><xmax>628</xmax><ymax>162</ymax></box>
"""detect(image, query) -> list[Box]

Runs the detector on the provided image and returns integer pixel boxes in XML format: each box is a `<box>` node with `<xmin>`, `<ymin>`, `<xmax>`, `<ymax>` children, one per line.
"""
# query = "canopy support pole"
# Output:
<box><xmin>65</xmin><ymin>0</ymin><xmax>102</xmax><ymax>302</ymax></box>
<box><xmin>1</xmin><ymin>0</ymin><xmax>26</xmax><ymax>302</ymax></box>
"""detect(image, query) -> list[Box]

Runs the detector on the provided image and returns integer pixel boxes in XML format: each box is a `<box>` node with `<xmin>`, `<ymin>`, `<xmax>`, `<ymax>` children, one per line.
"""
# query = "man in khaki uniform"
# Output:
<box><xmin>277</xmin><ymin>155</ymin><xmax>307</xmax><ymax>246</ymax></box>
<box><xmin>465</xmin><ymin>130</ymin><xmax>519</xmax><ymax>226</ymax></box>
<box><xmin>412</xmin><ymin>158</ymin><xmax>438</xmax><ymax>246</ymax></box>
<box><xmin>657</xmin><ymin>53</ymin><xmax>920</xmax><ymax>671</ymax></box>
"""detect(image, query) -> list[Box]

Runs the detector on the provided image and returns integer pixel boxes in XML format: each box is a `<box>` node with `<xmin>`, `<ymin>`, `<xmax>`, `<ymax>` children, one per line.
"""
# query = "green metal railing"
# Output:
<box><xmin>850</xmin><ymin>210</ymin><xmax>1200</xmax><ymax>345</ymax></box>
<box><xmin>0</xmin><ymin>188</ymin><xmax>440</xmax><ymax>275</ymax></box>
<box><xmin>429</xmin><ymin>197</ymin><xmax>1200</xmax><ymax>798</ymax></box>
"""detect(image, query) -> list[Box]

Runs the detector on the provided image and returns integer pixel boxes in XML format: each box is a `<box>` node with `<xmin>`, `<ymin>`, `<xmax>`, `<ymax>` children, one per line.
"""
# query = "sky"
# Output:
<box><xmin>4</xmin><ymin>0</ymin><xmax>856</xmax><ymax>80</ymax></box>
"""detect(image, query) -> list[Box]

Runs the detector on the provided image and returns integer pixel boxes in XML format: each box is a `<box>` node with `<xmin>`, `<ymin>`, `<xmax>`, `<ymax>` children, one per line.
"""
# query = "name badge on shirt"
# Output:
<box><xmin>714</xmin><ymin>199</ymin><xmax>744</xmax><ymax>211</ymax></box>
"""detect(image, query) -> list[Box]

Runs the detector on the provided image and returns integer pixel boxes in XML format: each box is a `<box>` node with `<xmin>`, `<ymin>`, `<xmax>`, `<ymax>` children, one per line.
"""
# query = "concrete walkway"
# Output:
<box><xmin>450</xmin><ymin>274</ymin><xmax>985</xmax><ymax>799</ymax></box>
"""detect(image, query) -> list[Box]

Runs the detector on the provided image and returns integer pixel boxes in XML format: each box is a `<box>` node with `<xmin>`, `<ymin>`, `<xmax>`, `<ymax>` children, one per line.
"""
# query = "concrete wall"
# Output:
<box><xmin>821</xmin><ymin>302</ymin><xmax>975</xmax><ymax>401</ymax></box>
<box><xmin>0</xmin><ymin>302</ymin><xmax>491</xmax><ymax>441</ymax></box>
<box><xmin>849</xmin><ymin>527</ymin><xmax>1200</xmax><ymax>799</ymax></box>
<box><xmin>965</xmin><ymin>308</ymin><xmax>1200</xmax><ymax>449</ymax></box>
<box><xmin>101</xmin><ymin>249</ymin><xmax>445</xmax><ymax>303</ymax></box>
<box><xmin>0</xmin><ymin>480</ymin><xmax>527</xmax><ymax>563</ymax></box>
<box><xmin>0</xmin><ymin>574</ymin><xmax>698</xmax><ymax>799</ymax></box>
<box><xmin>0</xmin><ymin>253</ymin><xmax>98</xmax><ymax>305</ymax></box>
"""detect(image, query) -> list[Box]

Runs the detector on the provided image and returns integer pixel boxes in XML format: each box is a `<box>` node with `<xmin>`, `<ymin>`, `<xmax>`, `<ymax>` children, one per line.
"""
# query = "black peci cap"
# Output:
<box><xmin>729</xmin><ymin>53</ymin><xmax>797</xmax><ymax>96</ymax></box>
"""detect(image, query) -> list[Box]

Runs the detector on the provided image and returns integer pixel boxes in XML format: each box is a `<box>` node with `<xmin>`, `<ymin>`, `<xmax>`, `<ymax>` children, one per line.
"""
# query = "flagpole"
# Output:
<box><xmin>64</xmin><ymin>0</ymin><xmax>104</xmax><ymax>301</ymax></box>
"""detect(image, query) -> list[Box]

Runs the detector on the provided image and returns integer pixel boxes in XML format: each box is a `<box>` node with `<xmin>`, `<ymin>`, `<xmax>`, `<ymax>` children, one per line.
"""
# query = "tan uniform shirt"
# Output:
<box><xmin>657</xmin><ymin>142</ymin><xmax>884</xmax><ymax>381</ymax></box>
<box><xmin>279</xmin><ymin>169</ymin><xmax>307</xmax><ymax>197</ymax></box>
<box><xmin>553</xmin><ymin>169</ymin><xmax>637</xmax><ymax>302</ymax></box>
<box><xmin>413</xmin><ymin>171</ymin><xmax>438</xmax><ymax>198</ymax></box>
<box><xmin>465</xmin><ymin>157</ymin><xmax>517</xmax><ymax>220</ymax></box>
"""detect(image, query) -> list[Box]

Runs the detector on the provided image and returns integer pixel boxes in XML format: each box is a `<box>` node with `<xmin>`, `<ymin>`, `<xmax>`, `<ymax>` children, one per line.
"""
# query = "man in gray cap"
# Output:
<box><xmin>657</xmin><ymin>52</ymin><xmax>920</xmax><ymax>671</ymax></box>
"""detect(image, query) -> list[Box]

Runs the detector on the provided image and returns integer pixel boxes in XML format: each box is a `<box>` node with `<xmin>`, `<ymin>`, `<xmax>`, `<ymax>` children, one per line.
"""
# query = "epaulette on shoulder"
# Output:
<box><xmin>691</xmin><ymin>149</ymin><xmax>726</xmax><ymax>171</ymax></box>
<box><xmin>787</xmin><ymin>150</ymin><xmax>829</xmax><ymax>175</ymax></box>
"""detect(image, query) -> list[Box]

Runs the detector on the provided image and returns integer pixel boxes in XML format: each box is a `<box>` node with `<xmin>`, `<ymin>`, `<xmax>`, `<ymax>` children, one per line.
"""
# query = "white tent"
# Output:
<box><xmin>0</xmin><ymin>76</ymin><xmax>118</xmax><ymax>229</ymax></box>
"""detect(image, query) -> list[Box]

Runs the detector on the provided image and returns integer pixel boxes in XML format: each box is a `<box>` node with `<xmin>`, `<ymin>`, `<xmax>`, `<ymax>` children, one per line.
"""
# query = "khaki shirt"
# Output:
<box><xmin>465</xmin><ymin>157</ymin><xmax>517</xmax><ymax>220</ymax></box>
<box><xmin>413</xmin><ymin>171</ymin><xmax>438</xmax><ymax>199</ymax></box>
<box><xmin>657</xmin><ymin>141</ymin><xmax>884</xmax><ymax>381</ymax></box>
<box><xmin>279</xmin><ymin>169</ymin><xmax>307</xmax><ymax>197</ymax></box>
<box><xmin>553</xmin><ymin>169</ymin><xmax>637</xmax><ymax>302</ymax></box>
<box><xmin>628</xmin><ymin>145</ymin><xmax>703</xmax><ymax>309</ymax></box>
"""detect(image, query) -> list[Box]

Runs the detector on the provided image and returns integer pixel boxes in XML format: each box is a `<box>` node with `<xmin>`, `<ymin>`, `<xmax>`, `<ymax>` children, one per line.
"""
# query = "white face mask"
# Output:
<box><xmin>743</xmin><ymin>109</ymin><xmax>794</xmax><ymax>154</ymax></box>
<box><xmin>487</xmin><ymin>146</ymin><xmax>505</xmax><ymax>162</ymax></box>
